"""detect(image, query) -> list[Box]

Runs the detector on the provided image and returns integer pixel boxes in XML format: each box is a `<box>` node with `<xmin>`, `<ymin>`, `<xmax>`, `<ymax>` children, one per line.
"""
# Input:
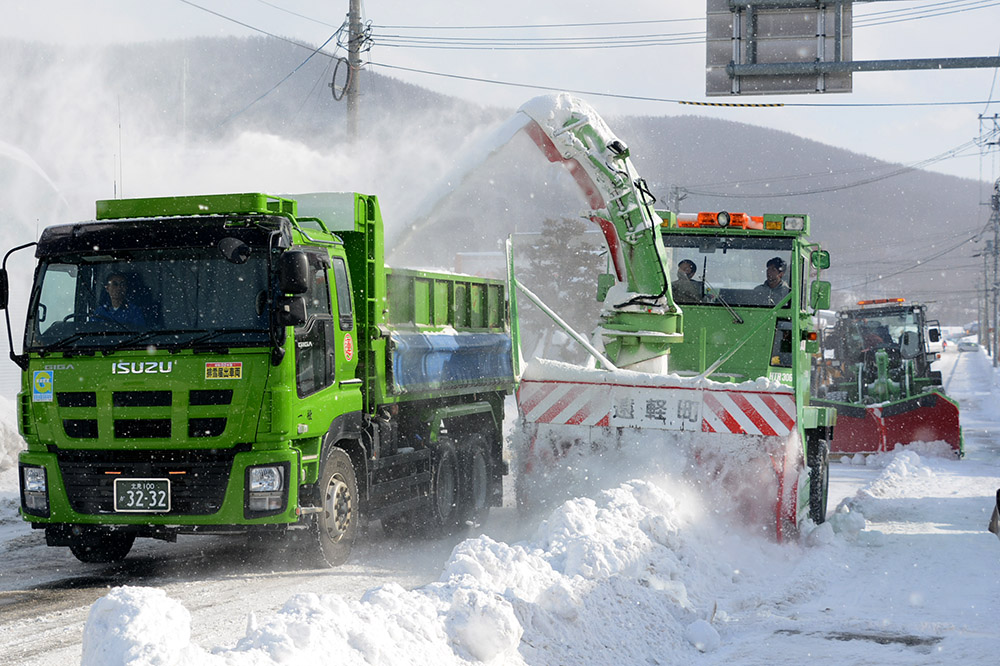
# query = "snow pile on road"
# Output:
<box><xmin>0</xmin><ymin>395</ymin><xmax>24</xmax><ymax>484</ymax></box>
<box><xmin>80</xmin><ymin>477</ymin><xmax>797</xmax><ymax>665</ymax></box>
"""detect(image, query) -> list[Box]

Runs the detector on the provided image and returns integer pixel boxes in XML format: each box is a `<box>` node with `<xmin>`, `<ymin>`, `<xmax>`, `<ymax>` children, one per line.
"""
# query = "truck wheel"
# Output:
<box><xmin>312</xmin><ymin>447</ymin><xmax>358</xmax><ymax>566</ymax></box>
<box><xmin>428</xmin><ymin>441</ymin><xmax>460</xmax><ymax>535</ymax></box>
<box><xmin>458</xmin><ymin>435</ymin><xmax>491</xmax><ymax>527</ymax></box>
<box><xmin>807</xmin><ymin>431</ymin><xmax>830</xmax><ymax>524</ymax></box>
<box><xmin>68</xmin><ymin>531</ymin><xmax>135</xmax><ymax>563</ymax></box>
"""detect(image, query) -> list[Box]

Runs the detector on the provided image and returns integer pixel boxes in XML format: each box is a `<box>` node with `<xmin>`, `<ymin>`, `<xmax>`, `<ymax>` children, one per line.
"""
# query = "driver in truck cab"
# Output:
<box><xmin>94</xmin><ymin>272</ymin><xmax>146</xmax><ymax>327</ymax></box>
<box><xmin>753</xmin><ymin>257</ymin><xmax>790</xmax><ymax>306</ymax></box>
<box><xmin>671</xmin><ymin>259</ymin><xmax>703</xmax><ymax>303</ymax></box>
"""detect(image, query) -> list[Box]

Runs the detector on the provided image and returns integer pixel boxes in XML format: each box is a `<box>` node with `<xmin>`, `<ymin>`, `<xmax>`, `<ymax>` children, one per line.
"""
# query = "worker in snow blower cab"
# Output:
<box><xmin>753</xmin><ymin>256</ymin><xmax>790</xmax><ymax>306</ymax></box>
<box><xmin>672</xmin><ymin>259</ymin><xmax>703</xmax><ymax>303</ymax></box>
<box><xmin>94</xmin><ymin>272</ymin><xmax>147</xmax><ymax>328</ymax></box>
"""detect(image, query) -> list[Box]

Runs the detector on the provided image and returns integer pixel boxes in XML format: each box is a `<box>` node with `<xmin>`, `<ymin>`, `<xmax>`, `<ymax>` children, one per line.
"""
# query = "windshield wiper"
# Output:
<box><xmin>189</xmin><ymin>328</ymin><xmax>267</xmax><ymax>349</ymax></box>
<box><xmin>703</xmin><ymin>279</ymin><xmax>744</xmax><ymax>324</ymax></box>
<box><xmin>104</xmin><ymin>329</ymin><xmax>205</xmax><ymax>353</ymax></box>
<box><xmin>41</xmin><ymin>330</ymin><xmax>133</xmax><ymax>353</ymax></box>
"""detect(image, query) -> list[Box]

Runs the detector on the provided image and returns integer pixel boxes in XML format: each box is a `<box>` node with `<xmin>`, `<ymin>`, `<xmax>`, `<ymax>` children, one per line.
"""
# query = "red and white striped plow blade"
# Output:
<box><xmin>516</xmin><ymin>378</ymin><xmax>804</xmax><ymax>541</ymax></box>
<box><xmin>517</xmin><ymin>379</ymin><xmax>796</xmax><ymax>436</ymax></box>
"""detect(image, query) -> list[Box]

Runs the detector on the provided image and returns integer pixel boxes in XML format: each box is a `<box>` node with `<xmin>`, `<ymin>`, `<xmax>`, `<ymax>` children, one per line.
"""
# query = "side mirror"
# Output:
<box><xmin>277</xmin><ymin>296</ymin><xmax>307</xmax><ymax>326</ymax></box>
<box><xmin>278</xmin><ymin>251</ymin><xmax>310</xmax><ymax>295</ymax></box>
<box><xmin>810</xmin><ymin>250</ymin><xmax>831</xmax><ymax>270</ymax></box>
<box><xmin>0</xmin><ymin>268</ymin><xmax>7</xmax><ymax>310</ymax></box>
<box><xmin>809</xmin><ymin>280</ymin><xmax>831</xmax><ymax>311</ymax></box>
<box><xmin>596</xmin><ymin>273</ymin><xmax>615</xmax><ymax>302</ymax></box>
<box><xmin>928</xmin><ymin>328</ymin><xmax>940</xmax><ymax>343</ymax></box>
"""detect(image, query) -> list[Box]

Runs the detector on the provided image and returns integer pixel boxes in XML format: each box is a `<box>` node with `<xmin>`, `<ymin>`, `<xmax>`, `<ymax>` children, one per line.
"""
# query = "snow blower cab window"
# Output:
<box><xmin>843</xmin><ymin>311</ymin><xmax>921</xmax><ymax>362</ymax></box>
<box><xmin>26</xmin><ymin>249</ymin><xmax>270</xmax><ymax>351</ymax></box>
<box><xmin>662</xmin><ymin>235</ymin><xmax>794</xmax><ymax>308</ymax></box>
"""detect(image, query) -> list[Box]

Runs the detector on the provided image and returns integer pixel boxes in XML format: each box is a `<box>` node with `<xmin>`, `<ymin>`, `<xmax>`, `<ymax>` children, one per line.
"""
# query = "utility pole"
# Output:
<box><xmin>993</xmin><ymin>179</ymin><xmax>1000</xmax><ymax>366</ymax></box>
<box><xmin>347</xmin><ymin>0</ymin><xmax>362</xmax><ymax>142</ymax></box>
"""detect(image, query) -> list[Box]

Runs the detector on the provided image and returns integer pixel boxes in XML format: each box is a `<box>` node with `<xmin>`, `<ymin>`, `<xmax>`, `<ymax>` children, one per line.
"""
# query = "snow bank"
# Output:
<box><xmin>81</xmin><ymin>479</ymin><xmax>777</xmax><ymax>665</ymax></box>
<box><xmin>0</xmin><ymin>394</ymin><xmax>25</xmax><ymax>495</ymax></box>
<box><xmin>82</xmin><ymin>587</ymin><xmax>200</xmax><ymax>666</ymax></box>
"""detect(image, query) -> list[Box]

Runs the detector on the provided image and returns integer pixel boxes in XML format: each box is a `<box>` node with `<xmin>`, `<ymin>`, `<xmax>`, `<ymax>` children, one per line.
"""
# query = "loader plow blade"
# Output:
<box><xmin>815</xmin><ymin>391</ymin><xmax>962</xmax><ymax>458</ymax></box>
<box><xmin>515</xmin><ymin>363</ymin><xmax>808</xmax><ymax>541</ymax></box>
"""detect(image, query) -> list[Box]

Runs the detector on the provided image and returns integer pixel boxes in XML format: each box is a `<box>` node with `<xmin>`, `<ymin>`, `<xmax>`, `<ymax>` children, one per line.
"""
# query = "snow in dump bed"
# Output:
<box><xmin>520</xmin><ymin>357</ymin><xmax>793</xmax><ymax>393</ymax></box>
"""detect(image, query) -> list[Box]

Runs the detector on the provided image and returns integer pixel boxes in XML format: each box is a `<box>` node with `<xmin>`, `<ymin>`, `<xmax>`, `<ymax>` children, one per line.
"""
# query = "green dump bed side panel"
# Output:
<box><xmin>324</xmin><ymin>193</ymin><xmax>513</xmax><ymax>409</ymax></box>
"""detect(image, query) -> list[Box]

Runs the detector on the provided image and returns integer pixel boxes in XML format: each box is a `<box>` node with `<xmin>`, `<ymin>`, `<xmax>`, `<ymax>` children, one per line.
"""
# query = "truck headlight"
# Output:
<box><xmin>246</xmin><ymin>464</ymin><xmax>287</xmax><ymax>515</ymax></box>
<box><xmin>20</xmin><ymin>464</ymin><xmax>49</xmax><ymax>516</ymax></box>
<box><xmin>23</xmin><ymin>466</ymin><xmax>47</xmax><ymax>493</ymax></box>
<box><xmin>249</xmin><ymin>465</ymin><xmax>284</xmax><ymax>493</ymax></box>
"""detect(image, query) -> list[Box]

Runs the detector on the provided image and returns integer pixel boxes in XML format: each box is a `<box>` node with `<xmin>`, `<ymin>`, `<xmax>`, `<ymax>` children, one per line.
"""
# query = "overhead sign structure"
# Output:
<box><xmin>707</xmin><ymin>0</ymin><xmax>1000</xmax><ymax>97</ymax></box>
<box><xmin>706</xmin><ymin>0</ymin><xmax>853</xmax><ymax>96</ymax></box>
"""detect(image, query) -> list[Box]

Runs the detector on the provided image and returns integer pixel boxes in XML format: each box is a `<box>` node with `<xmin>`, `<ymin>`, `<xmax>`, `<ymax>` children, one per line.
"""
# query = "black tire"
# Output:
<box><xmin>311</xmin><ymin>447</ymin><xmax>358</xmax><ymax>567</ymax></box>
<box><xmin>458</xmin><ymin>435</ymin><xmax>492</xmax><ymax>527</ymax></box>
<box><xmin>425</xmin><ymin>441</ymin><xmax>461</xmax><ymax>535</ymax></box>
<box><xmin>807</xmin><ymin>430</ymin><xmax>831</xmax><ymax>524</ymax></box>
<box><xmin>68</xmin><ymin>530</ymin><xmax>135</xmax><ymax>564</ymax></box>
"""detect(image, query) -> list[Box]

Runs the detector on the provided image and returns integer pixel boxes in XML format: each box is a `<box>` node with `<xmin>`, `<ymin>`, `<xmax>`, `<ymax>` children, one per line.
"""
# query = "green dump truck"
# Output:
<box><xmin>0</xmin><ymin>192</ymin><xmax>514</xmax><ymax>565</ymax></box>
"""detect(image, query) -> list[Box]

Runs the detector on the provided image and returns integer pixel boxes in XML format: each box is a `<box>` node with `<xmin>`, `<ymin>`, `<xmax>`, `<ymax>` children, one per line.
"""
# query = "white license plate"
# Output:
<box><xmin>114</xmin><ymin>478</ymin><xmax>171</xmax><ymax>512</ymax></box>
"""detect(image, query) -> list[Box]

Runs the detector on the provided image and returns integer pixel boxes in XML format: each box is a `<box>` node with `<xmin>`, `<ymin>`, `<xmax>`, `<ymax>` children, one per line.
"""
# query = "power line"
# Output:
<box><xmin>371</xmin><ymin>17</ymin><xmax>704</xmax><ymax>31</ymax></box>
<box><xmin>838</xmin><ymin>223</ymin><xmax>989</xmax><ymax>289</ymax></box>
<box><xmin>368</xmin><ymin>60</ymin><xmax>998</xmax><ymax>109</ymax></box>
<box><xmin>678</xmin><ymin>138</ymin><xmax>983</xmax><ymax>199</ymax></box>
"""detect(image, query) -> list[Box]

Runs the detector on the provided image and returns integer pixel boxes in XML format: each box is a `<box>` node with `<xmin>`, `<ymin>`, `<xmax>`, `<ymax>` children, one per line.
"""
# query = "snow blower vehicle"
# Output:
<box><xmin>507</xmin><ymin>94</ymin><xmax>837</xmax><ymax>539</ymax></box>
<box><xmin>812</xmin><ymin>299</ymin><xmax>962</xmax><ymax>457</ymax></box>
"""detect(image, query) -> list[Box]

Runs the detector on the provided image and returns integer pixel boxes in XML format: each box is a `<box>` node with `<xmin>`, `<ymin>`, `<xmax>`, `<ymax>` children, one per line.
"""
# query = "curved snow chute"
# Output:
<box><xmin>516</xmin><ymin>94</ymin><xmax>672</xmax><ymax>303</ymax></box>
<box><xmin>515</xmin><ymin>94</ymin><xmax>682</xmax><ymax>370</ymax></box>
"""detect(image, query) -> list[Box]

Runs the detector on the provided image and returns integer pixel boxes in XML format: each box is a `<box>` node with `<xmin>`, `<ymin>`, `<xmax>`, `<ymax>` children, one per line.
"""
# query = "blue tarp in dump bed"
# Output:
<box><xmin>388</xmin><ymin>331</ymin><xmax>514</xmax><ymax>394</ymax></box>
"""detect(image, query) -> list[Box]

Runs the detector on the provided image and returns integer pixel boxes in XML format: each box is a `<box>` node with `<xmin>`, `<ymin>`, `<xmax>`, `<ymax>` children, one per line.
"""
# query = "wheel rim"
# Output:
<box><xmin>323</xmin><ymin>474</ymin><xmax>352</xmax><ymax>541</ymax></box>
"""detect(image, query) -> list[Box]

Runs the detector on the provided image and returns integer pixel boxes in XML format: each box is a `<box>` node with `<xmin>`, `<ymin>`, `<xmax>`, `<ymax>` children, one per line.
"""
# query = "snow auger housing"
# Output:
<box><xmin>510</xmin><ymin>94</ymin><xmax>837</xmax><ymax>539</ymax></box>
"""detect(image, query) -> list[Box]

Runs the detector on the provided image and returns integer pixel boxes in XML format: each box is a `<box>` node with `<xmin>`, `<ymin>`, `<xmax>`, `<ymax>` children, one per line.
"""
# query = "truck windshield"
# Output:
<box><xmin>661</xmin><ymin>234</ymin><xmax>794</xmax><ymax>308</ymax></box>
<box><xmin>26</xmin><ymin>248</ymin><xmax>270</xmax><ymax>352</ymax></box>
<box><xmin>838</xmin><ymin>310</ymin><xmax>922</xmax><ymax>362</ymax></box>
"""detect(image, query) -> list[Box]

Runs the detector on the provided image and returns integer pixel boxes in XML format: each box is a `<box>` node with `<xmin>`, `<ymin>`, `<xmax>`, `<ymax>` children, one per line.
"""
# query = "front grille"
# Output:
<box><xmin>57</xmin><ymin>449</ymin><xmax>237</xmax><ymax>515</ymax></box>
<box><xmin>57</xmin><ymin>392</ymin><xmax>97</xmax><ymax>407</ymax></box>
<box><xmin>113</xmin><ymin>391</ymin><xmax>172</xmax><ymax>407</ymax></box>
<box><xmin>189</xmin><ymin>390</ymin><xmax>233</xmax><ymax>406</ymax></box>
<box><xmin>189</xmin><ymin>418</ymin><xmax>226</xmax><ymax>438</ymax></box>
<box><xmin>63</xmin><ymin>419</ymin><xmax>98</xmax><ymax>439</ymax></box>
<box><xmin>114</xmin><ymin>419</ymin><xmax>171</xmax><ymax>439</ymax></box>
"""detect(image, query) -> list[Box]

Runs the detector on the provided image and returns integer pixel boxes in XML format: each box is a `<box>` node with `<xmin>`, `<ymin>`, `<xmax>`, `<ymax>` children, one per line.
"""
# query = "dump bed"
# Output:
<box><xmin>293</xmin><ymin>192</ymin><xmax>514</xmax><ymax>411</ymax></box>
<box><xmin>382</xmin><ymin>267</ymin><xmax>513</xmax><ymax>400</ymax></box>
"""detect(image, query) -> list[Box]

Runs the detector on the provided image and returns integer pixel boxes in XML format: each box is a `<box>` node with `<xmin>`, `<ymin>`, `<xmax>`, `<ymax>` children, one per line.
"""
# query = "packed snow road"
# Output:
<box><xmin>1</xmin><ymin>346</ymin><xmax>999</xmax><ymax>665</ymax></box>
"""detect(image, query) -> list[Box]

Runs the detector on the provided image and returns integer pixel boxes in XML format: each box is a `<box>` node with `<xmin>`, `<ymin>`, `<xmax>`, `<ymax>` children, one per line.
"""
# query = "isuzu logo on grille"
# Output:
<box><xmin>112</xmin><ymin>361</ymin><xmax>175</xmax><ymax>375</ymax></box>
